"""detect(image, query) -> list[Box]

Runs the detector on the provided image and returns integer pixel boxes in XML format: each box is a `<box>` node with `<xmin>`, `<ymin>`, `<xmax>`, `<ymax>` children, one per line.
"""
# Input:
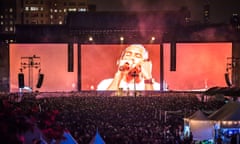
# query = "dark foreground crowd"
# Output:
<box><xmin>0</xmin><ymin>92</ymin><xmax>225</xmax><ymax>144</ymax></box>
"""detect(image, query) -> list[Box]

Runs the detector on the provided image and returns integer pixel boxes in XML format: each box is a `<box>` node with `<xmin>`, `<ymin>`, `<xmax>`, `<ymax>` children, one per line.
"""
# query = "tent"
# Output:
<box><xmin>205</xmin><ymin>86</ymin><xmax>240</xmax><ymax>97</ymax></box>
<box><xmin>89</xmin><ymin>130</ymin><xmax>105</xmax><ymax>144</ymax></box>
<box><xmin>207</xmin><ymin>101</ymin><xmax>240</xmax><ymax>143</ymax></box>
<box><xmin>60</xmin><ymin>131</ymin><xmax>78</xmax><ymax>144</ymax></box>
<box><xmin>208</xmin><ymin>101</ymin><xmax>240</xmax><ymax>128</ymax></box>
<box><xmin>184</xmin><ymin>110</ymin><xmax>214</xmax><ymax>141</ymax></box>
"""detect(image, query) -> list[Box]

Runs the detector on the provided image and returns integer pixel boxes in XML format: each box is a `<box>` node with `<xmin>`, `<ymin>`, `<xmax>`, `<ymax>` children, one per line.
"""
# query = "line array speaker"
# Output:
<box><xmin>36</xmin><ymin>74</ymin><xmax>44</xmax><ymax>88</ymax></box>
<box><xmin>18</xmin><ymin>73</ymin><xmax>25</xmax><ymax>88</ymax></box>
<box><xmin>170</xmin><ymin>41</ymin><xmax>176</xmax><ymax>71</ymax></box>
<box><xmin>224</xmin><ymin>73</ymin><xmax>232</xmax><ymax>87</ymax></box>
<box><xmin>68</xmin><ymin>43</ymin><xmax>74</xmax><ymax>72</ymax></box>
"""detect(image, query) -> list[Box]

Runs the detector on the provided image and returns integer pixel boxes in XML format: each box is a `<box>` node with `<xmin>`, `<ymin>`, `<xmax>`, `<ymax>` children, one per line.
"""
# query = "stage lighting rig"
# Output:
<box><xmin>19</xmin><ymin>55</ymin><xmax>42</xmax><ymax>90</ymax></box>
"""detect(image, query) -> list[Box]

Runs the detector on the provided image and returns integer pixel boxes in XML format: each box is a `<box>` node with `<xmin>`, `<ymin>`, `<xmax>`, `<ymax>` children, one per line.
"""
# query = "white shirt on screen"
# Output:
<box><xmin>97</xmin><ymin>78</ymin><xmax>161</xmax><ymax>91</ymax></box>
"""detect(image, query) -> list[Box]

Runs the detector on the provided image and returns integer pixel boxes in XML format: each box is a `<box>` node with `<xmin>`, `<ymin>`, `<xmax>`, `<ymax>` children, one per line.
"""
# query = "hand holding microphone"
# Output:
<box><xmin>116</xmin><ymin>59</ymin><xmax>153</xmax><ymax>83</ymax></box>
<box><xmin>119</xmin><ymin>62</ymin><xmax>130</xmax><ymax>71</ymax></box>
<box><xmin>118</xmin><ymin>60</ymin><xmax>140</xmax><ymax>74</ymax></box>
<box><xmin>128</xmin><ymin>65</ymin><xmax>141</xmax><ymax>77</ymax></box>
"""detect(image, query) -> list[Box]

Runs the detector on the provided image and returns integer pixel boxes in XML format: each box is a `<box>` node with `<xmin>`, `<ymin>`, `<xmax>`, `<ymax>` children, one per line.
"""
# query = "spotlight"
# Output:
<box><xmin>150</xmin><ymin>36</ymin><xmax>156</xmax><ymax>44</ymax></box>
<box><xmin>88</xmin><ymin>36</ymin><xmax>93</xmax><ymax>42</ymax></box>
<box><xmin>120</xmin><ymin>36</ymin><xmax>124</xmax><ymax>41</ymax></box>
<box><xmin>151</xmin><ymin>36</ymin><xmax>155</xmax><ymax>41</ymax></box>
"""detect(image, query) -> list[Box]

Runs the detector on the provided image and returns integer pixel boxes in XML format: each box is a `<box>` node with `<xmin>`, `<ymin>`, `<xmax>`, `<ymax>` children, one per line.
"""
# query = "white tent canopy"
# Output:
<box><xmin>207</xmin><ymin>101</ymin><xmax>240</xmax><ymax>144</ymax></box>
<box><xmin>184</xmin><ymin>110</ymin><xmax>214</xmax><ymax>141</ymax></box>
<box><xmin>208</xmin><ymin>101</ymin><xmax>240</xmax><ymax>121</ymax></box>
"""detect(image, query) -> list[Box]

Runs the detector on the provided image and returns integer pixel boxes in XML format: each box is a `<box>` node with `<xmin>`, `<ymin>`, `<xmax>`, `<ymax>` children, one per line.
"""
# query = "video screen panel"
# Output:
<box><xmin>9</xmin><ymin>43</ymin><xmax>78</xmax><ymax>92</ymax></box>
<box><xmin>9</xmin><ymin>43</ymin><xmax>232</xmax><ymax>92</ymax></box>
<box><xmin>81</xmin><ymin>44</ymin><xmax>161</xmax><ymax>91</ymax></box>
<box><xmin>164</xmin><ymin>42</ymin><xmax>232</xmax><ymax>91</ymax></box>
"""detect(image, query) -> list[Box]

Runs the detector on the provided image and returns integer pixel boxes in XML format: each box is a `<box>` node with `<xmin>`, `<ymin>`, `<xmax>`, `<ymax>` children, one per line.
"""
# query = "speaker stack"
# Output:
<box><xmin>224</xmin><ymin>73</ymin><xmax>232</xmax><ymax>87</ymax></box>
<box><xmin>18</xmin><ymin>73</ymin><xmax>25</xmax><ymax>88</ymax></box>
<box><xmin>36</xmin><ymin>74</ymin><xmax>44</xmax><ymax>88</ymax></box>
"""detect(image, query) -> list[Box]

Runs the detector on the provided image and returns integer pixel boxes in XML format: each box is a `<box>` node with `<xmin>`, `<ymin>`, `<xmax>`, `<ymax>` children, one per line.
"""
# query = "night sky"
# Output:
<box><xmin>88</xmin><ymin>0</ymin><xmax>240</xmax><ymax>23</ymax></box>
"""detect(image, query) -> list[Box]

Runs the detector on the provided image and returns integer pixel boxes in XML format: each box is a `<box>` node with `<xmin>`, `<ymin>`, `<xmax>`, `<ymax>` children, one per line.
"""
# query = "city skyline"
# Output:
<box><xmin>88</xmin><ymin>0</ymin><xmax>240</xmax><ymax>23</ymax></box>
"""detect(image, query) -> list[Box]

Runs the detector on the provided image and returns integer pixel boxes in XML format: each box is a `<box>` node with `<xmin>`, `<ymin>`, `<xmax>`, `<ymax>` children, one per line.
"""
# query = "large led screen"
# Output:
<box><xmin>164</xmin><ymin>43</ymin><xmax>232</xmax><ymax>91</ymax></box>
<box><xmin>81</xmin><ymin>44</ymin><xmax>161</xmax><ymax>91</ymax></box>
<box><xmin>10</xmin><ymin>43</ymin><xmax>78</xmax><ymax>92</ymax></box>
<box><xmin>9</xmin><ymin>43</ymin><xmax>232</xmax><ymax>92</ymax></box>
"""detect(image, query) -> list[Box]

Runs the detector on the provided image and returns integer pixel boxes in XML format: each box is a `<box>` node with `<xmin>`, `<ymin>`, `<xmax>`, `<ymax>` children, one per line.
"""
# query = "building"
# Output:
<box><xmin>0</xmin><ymin>0</ymin><xmax>94</xmax><ymax>43</ymax></box>
<box><xmin>22</xmin><ymin>0</ymin><xmax>89</xmax><ymax>25</ymax></box>
<box><xmin>203</xmin><ymin>0</ymin><xmax>210</xmax><ymax>24</ymax></box>
<box><xmin>0</xmin><ymin>0</ymin><xmax>16</xmax><ymax>43</ymax></box>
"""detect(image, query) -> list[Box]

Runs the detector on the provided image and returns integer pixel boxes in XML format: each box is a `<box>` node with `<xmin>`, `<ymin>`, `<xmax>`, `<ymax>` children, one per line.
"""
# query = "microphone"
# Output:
<box><xmin>128</xmin><ymin>65</ymin><xmax>141</xmax><ymax>77</ymax></box>
<box><xmin>119</xmin><ymin>62</ymin><xmax>130</xmax><ymax>71</ymax></box>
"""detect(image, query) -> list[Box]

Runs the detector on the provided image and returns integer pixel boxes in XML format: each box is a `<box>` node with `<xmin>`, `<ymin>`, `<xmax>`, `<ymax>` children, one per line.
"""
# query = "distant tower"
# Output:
<box><xmin>203</xmin><ymin>0</ymin><xmax>210</xmax><ymax>24</ymax></box>
<box><xmin>230</xmin><ymin>14</ymin><xmax>240</xmax><ymax>30</ymax></box>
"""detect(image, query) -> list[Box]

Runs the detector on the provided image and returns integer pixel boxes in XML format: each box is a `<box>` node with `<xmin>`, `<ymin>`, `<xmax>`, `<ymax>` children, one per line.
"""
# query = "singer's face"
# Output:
<box><xmin>121</xmin><ymin>46</ymin><xmax>145</xmax><ymax>64</ymax></box>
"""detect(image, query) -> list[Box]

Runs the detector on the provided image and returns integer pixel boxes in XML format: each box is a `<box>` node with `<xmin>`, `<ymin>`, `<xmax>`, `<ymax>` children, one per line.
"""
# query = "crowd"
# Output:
<box><xmin>0</xmin><ymin>91</ymin><xmax>225</xmax><ymax>144</ymax></box>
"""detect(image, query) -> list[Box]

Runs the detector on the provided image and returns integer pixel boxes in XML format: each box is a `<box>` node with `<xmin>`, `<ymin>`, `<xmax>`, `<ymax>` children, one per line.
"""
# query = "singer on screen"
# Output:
<box><xmin>97</xmin><ymin>44</ymin><xmax>167</xmax><ymax>91</ymax></box>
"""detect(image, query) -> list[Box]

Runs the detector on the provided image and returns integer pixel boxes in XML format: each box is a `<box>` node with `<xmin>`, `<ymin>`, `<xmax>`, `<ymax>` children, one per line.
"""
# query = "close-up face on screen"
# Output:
<box><xmin>81</xmin><ymin>44</ymin><xmax>161</xmax><ymax>91</ymax></box>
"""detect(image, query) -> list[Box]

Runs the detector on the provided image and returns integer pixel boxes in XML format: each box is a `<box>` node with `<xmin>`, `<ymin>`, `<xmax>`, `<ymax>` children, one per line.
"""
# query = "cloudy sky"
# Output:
<box><xmin>88</xmin><ymin>0</ymin><xmax>240</xmax><ymax>23</ymax></box>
